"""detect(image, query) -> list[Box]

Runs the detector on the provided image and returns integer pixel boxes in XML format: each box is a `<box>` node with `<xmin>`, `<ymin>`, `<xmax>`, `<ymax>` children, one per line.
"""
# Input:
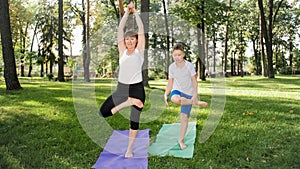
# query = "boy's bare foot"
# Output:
<box><xmin>128</xmin><ymin>97</ymin><xmax>143</xmax><ymax>108</ymax></box>
<box><xmin>195</xmin><ymin>101</ymin><xmax>208</xmax><ymax>107</ymax></box>
<box><xmin>179</xmin><ymin>142</ymin><xmax>187</xmax><ymax>150</ymax></box>
<box><xmin>125</xmin><ymin>151</ymin><xmax>133</xmax><ymax>158</ymax></box>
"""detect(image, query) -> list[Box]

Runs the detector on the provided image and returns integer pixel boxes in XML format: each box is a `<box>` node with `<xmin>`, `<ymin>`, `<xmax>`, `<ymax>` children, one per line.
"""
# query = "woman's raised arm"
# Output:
<box><xmin>117</xmin><ymin>10</ymin><xmax>130</xmax><ymax>55</ymax></box>
<box><xmin>132</xmin><ymin>8</ymin><xmax>145</xmax><ymax>52</ymax></box>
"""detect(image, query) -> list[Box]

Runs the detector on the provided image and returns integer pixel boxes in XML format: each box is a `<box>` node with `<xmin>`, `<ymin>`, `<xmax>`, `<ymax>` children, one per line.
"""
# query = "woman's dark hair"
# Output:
<box><xmin>172</xmin><ymin>43</ymin><xmax>185</xmax><ymax>52</ymax></box>
<box><xmin>124</xmin><ymin>29</ymin><xmax>138</xmax><ymax>39</ymax></box>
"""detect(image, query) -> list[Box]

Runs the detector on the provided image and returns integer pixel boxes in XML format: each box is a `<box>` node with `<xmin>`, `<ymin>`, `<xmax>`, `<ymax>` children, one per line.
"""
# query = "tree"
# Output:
<box><xmin>224</xmin><ymin>0</ymin><xmax>232</xmax><ymax>76</ymax></box>
<box><xmin>57</xmin><ymin>0</ymin><xmax>65</xmax><ymax>81</ymax></box>
<box><xmin>70</xmin><ymin>0</ymin><xmax>91</xmax><ymax>82</ymax></box>
<box><xmin>258</xmin><ymin>0</ymin><xmax>284</xmax><ymax>78</ymax></box>
<box><xmin>141</xmin><ymin>0</ymin><xmax>150</xmax><ymax>87</ymax></box>
<box><xmin>162</xmin><ymin>0</ymin><xmax>170</xmax><ymax>79</ymax></box>
<box><xmin>85</xmin><ymin>0</ymin><xmax>91</xmax><ymax>82</ymax></box>
<box><xmin>170</xmin><ymin>0</ymin><xmax>227</xmax><ymax>80</ymax></box>
<box><xmin>0</xmin><ymin>0</ymin><xmax>22</xmax><ymax>90</ymax></box>
<box><xmin>36</xmin><ymin>1</ymin><xmax>58</xmax><ymax>77</ymax></box>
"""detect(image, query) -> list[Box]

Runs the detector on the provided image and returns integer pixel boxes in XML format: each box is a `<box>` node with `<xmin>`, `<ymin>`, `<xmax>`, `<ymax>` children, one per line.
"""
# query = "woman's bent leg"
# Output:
<box><xmin>99</xmin><ymin>95</ymin><xmax>115</xmax><ymax>117</ymax></box>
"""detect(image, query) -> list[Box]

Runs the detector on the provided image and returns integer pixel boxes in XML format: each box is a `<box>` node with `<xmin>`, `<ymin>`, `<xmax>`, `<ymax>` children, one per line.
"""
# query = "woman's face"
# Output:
<box><xmin>172</xmin><ymin>49</ymin><xmax>185</xmax><ymax>63</ymax></box>
<box><xmin>125</xmin><ymin>36</ymin><xmax>137</xmax><ymax>50</ymax></box>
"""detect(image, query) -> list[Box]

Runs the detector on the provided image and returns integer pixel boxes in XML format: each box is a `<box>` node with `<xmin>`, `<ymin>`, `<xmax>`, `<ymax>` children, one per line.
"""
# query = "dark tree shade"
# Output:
<box><xmin>0</xmin><ymin>0</ymin><xmax>22</xmax><ymax>90</ymax></box>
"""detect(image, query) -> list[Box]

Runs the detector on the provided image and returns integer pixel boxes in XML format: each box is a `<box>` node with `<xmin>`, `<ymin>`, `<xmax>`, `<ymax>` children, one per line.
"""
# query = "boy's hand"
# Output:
<box><xmin>191</xmin><ymin>96</ymin><xmax>198</xmax><ymax>105</ymax></box>
<box><xmin>164</xmin><ymin>94</ymin><xmax>169</xmax><ymax>107</ymax></box>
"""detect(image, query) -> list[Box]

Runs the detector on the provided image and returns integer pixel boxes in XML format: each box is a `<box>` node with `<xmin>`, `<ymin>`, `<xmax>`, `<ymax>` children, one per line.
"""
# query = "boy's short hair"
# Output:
<box><xmin>172</xmin><ymin>43</ymin><xmax>185</xmax><ymax>52</ymax></box>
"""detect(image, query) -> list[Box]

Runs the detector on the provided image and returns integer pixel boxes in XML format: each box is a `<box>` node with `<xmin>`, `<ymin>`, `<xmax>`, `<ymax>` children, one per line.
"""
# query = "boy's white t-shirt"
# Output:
<box><xmin>118</xmin><ymin>49</ymin><xmax>144</xmax><ymax>84</ymax></box>
<box><xmin>168</xmin><ymin>60</ymin><xmax>196</xmax><ymax>96</ymax></box>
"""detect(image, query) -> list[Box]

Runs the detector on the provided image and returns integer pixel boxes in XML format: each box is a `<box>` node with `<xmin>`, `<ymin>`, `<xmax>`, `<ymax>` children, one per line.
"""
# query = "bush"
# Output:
<box><xmin>148</xmin><ymin>68</ymin><xmax>166</xmax><ymax>80</ymax></box>
<box><xmin>278</xmin><ymin>66</ymin><xmax>292</xmax><ymax>75</ymax></box>
<box><xmin>47</xmin><ymin>73</ymin><xmax>54</xmax><ymax>81</ymax></box>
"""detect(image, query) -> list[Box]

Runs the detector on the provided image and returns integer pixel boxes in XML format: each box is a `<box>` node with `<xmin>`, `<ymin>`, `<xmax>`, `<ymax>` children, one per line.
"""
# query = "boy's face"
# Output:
<box><xmin>172</xmin><ymin>49</ymin><xmax>185</xmax><ymax>63</ymax></box>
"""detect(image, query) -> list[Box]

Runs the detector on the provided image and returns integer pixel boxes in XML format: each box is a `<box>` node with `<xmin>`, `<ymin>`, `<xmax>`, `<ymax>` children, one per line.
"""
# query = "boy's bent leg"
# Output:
<box><xmin>171</xmin><ymin>95</ymin><xmax>193</xmax><ymax>105</ymax></box>
<box><xmin>193</xmin><ymin>100</ymin><xmax>208</xmax><ymax>107</ymax></box>
<box><xmin>196</xmin><ymin>101</ymin><xmax>208</xmax><ymax>107</ymax></box>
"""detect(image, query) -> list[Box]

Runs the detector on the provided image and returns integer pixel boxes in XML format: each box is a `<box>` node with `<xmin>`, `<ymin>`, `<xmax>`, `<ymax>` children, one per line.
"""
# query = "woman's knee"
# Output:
<box><xmin>99</xmin><ymin>104</ymin><xmax>113</xmax><ymax>118</ymax></box>
<box><xmin>130</xmin><ymin>120</ymin><xmax>139</xmax><ymax>130</ymax></box>
<box><xmin>99</xmin><ymin>106</ymin><xmax>113</xmax><ymax>118</ymax></box>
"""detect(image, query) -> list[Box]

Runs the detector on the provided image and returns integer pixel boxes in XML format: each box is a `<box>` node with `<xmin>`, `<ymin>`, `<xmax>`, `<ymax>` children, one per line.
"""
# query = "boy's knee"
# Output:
<box><xmin>180</xmin><ymin>113</ymin><xmax>189</xmax><ymax>122</ymax></box>
<box><xmin>171</xmin><ymin>95</ymin><xmax>181</xmax><ymax>105</ymax></box>
<box><xmin>180</xmin><ymin>113</ymin><xmax>188</xmax><ymax>118</ymax></box>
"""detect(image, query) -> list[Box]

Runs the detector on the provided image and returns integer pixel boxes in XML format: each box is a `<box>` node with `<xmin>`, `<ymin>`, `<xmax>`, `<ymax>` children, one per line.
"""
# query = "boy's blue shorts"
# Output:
<box><xmin>170</xmin><ymin>90</ymin><xmax>192</xmax><ymax>117</ymax></box>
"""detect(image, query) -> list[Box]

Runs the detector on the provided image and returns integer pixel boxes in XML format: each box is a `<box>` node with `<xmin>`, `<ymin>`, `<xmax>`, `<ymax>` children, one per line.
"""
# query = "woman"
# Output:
<box><xmin>99</xmin><ymin>2</ymin><xmax>145</xmax><ymax>158</ymax></box>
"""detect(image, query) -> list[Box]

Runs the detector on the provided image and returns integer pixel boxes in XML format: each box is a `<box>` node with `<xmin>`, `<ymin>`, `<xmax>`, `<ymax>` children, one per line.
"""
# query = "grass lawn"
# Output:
<box><xmin>0</xmin><ymin>75</ymin><xmax>299</xmax><ymax>169</ymax></box>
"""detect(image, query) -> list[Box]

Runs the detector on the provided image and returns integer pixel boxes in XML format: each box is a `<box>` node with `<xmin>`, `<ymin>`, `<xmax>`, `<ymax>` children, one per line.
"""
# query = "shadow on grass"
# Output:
<box><xmin>147</xmin><ymin>90</ymin><xmax>299</xmax><ymax>169</ymax></box>
<box><xmin>0</xmin><ymin>81</ymin><xmax>100</xmax><ymax>168</ymax></box>
<box><xmin>0</xmin><ymin>110</ymin><xmax>99</xmax><ymax>168</ymax></box>
<box><xmin>225</xmin><ymin>75</ymin><xmax>300</xmax><ymax>91</ymax></box>
<box><xmin>1</xmin><ymin>77</ymin><xmax>299</xmax><ymax>168</ymax></box>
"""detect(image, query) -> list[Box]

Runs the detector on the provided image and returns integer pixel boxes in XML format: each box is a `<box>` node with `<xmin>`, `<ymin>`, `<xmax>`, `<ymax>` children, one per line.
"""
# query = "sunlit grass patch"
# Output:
<box><xmin>0</xmin><ymin>76</ymin><xmax>299</xmax><ymax>168</ymax></box>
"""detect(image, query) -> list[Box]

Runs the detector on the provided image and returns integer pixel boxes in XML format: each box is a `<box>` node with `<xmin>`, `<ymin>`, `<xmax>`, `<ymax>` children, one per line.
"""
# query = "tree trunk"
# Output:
<box><xmin>162</xmin><ymin>0</ymin><xmax>170</xmax><ymax>79</ymax></box>
<box><xmin>252</xmin><ymin>38</ymin><xmax>259</xmax><ymax>75</ymax></box>
<box><xmin>258</xmin><ymin>0</ymin><xmax>274</xmax><ymax>78</ymax></box>
<box><xmin>118</xmin><ymin>0</ymin><xmax>124</xmax><ymax>17</ymax></box>
<box><xmin>57</xmin><ymin>0</ymin><xmax>65</xmax><ymax>82</ymax></box>
<box><xmin>81</xmin><ymin>0</ymin><xmax>87</xmax><ymax>82</ymax></box>
<box><xmin>258</xmin><ymin>1</ymin><xmax>267</xmax><ymax>77</ymax></box>
<box><xmin>141</xmin><ymin>0</ymin><xmax>149</xmax><ymax>87</ymax></box>
<box><xmin>110</xmin><ymin>0</ymin><xmax>119</xmax><ymax>19</ymax></box>
<box><xmin>199</xmin><ymin>0</ymin><xmax>206</xmax><ymax>81</ymax></box>
<box><xmin>20</xmin><ymin>25</ymin><xmax>28</xmax><ymax>77</ymax></box>
<box><xmin>212</xmin><ymin>26</ymin><xmax>216</xmax><ymax>74</ymax></box>
<box><xmin>28</xmin><ymin>22</ymin><xmax>39</xmax><ymax>77</ymax></box>
<box><xmin>85</xmin><ymin>0</ymin><xmax>91</xmax><ymax>82</ymax></box>
<box><xmin>266</xmin><ymin>0</ymin><xmax>274</xmax><ymax>78</ymax></box>
<box><xmin>0</xmin><ymin>0</ymin><xmax>22</xmax><ymax>90</ymax></box>
<box><xmin>224</xmin><ymin>0</ymin><xmax>232</xmax><ymax>76</ymax></box>
<box><xmin>196</xmin><ymin>23</ymin><xmax>203</xmax><ymax>79</ymax></box>
<box><xmin>289</xmin><ymin>41</ymin><xmax>293</xmax><ymax>67</ymax></box>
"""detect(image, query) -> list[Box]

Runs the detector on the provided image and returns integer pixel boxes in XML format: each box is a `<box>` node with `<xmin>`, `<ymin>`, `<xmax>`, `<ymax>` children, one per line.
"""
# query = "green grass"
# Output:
<box><xmin>0</xmin><ymin>75</ymin><xmax>299</xmax><ymax>169</ymax></box>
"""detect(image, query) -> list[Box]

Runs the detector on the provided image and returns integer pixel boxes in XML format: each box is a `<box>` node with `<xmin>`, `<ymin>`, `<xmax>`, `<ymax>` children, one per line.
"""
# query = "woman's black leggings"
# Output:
<box><xmin>99</xmin><ymin>81</ymin><xmax>145</xmax><ymax>130</ymax></box>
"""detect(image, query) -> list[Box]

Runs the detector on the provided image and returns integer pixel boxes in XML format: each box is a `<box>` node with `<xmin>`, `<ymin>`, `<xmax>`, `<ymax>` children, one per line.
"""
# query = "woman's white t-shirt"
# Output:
<box><xmin>118</xmin><ymin>49</ymin><xmax>144</xmax><ymax>84</ymax></box>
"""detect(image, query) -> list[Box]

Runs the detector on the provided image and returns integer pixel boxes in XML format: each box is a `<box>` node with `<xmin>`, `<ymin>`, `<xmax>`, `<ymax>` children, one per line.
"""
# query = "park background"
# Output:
<box><xmin>1</xmin><ymin>0</ymin><xmax>300</xmax><ymax>168</ymax></box>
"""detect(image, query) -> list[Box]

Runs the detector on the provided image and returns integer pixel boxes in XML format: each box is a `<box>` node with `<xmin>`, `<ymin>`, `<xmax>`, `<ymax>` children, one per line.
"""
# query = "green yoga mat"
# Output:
<box><xmin>148</xmin><ymin>122</ymin><xmax>196</xmax><ymax>158</ymax></box>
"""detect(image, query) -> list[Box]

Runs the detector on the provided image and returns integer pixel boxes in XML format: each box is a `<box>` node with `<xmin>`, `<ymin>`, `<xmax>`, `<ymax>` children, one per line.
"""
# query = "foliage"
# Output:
<box><xmin>1</xmin><ymin>0</ymin><xmax>300</xmax><ymax>81</ymax></box>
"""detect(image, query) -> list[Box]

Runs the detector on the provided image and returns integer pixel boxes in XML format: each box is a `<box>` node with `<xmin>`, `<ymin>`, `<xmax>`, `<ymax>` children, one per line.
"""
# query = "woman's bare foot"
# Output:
<box><xmin>111</xmin><ymin>107</ymin><xmax>119</xmax><ymax>115</ymax></box>
<box><xmin>128</xmin><ymin>97</ymin><xmax>143</xmax><ymax>108</ymax></box>
<box><xmin>125</xmin><ymin>151</ymin><xmax>133</xmax><ymax>158</ymax></box>
<box><xmin>179</xmin><ymin>142</ymin><xmax>187</xmax><ymax>150</ymax></box>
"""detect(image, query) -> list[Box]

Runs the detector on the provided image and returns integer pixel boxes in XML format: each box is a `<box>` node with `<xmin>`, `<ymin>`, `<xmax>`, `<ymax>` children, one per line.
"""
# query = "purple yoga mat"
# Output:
<box><xmin>92</xmin><ymin>129</ymin><xmax>149</xmax><ymax>169</ymax></box>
